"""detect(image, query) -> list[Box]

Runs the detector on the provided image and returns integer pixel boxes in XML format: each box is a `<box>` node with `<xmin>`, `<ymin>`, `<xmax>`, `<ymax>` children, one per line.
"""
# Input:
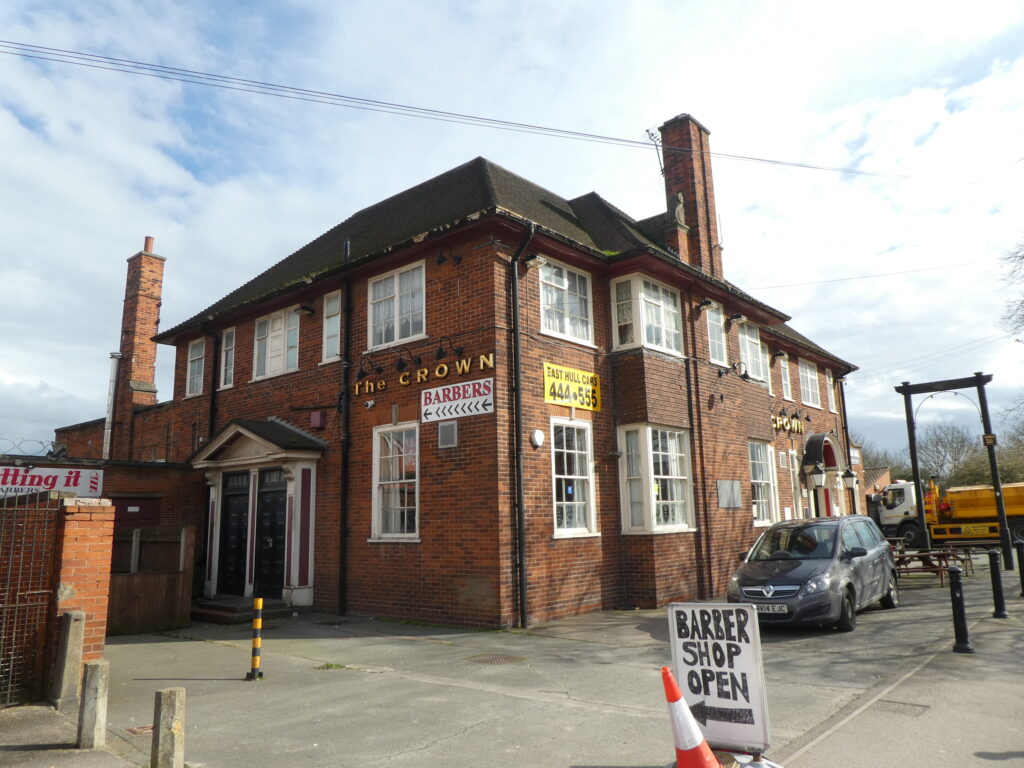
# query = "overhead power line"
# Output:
<box><xmin>750</xmin><ymin>262</ymin><xmax>975</xmax><ymax>290</ymax></box>
<box><xmin>0</xmin><ymin>39</ymin><xmax>922</xmax><ymax>180</ymax></box>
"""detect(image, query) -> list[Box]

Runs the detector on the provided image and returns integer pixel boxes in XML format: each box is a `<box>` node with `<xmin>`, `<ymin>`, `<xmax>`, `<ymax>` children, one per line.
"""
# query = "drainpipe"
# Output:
<box><xmin>201</xmin><ymin>325</ymin><xmax>221</xmax><ymax>441</ymax></box>
<box><xmin>338</xmin><ymin>240</ymin><xmax>353</xmax><ymax>615</ymax></box>
<box><xmin>838</xmin><ymin>375</ymin><xmax>856</xmax><ymax>514</ymax></box>
<box><xmin>102</xmin><ymin>352</ymin><xmax>121</xmax><ymax>460</ymax></box>
<box><xmin>510</xmin><ymin>223</ymin><xmax>535</xmax><ymax>629</ymax></box>
<box><xmin>686</xmin><ymin>301</ymin><xmax>714</xmax><ymax>597</ymax></box>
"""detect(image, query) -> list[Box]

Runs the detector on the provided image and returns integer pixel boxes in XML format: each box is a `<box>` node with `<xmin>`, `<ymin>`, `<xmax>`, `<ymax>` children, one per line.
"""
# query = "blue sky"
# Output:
<box><xmin>1</xmin><ymin>0</ymin><xmax>1023</xmax><ymax>454</ymax></box>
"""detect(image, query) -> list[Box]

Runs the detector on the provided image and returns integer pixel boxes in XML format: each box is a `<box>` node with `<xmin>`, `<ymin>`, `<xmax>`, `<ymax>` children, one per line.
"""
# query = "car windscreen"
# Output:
<box><xmin>748</xmin><ymin>523</ymin><xmax>839</xmax><ymax>561</ymax></box>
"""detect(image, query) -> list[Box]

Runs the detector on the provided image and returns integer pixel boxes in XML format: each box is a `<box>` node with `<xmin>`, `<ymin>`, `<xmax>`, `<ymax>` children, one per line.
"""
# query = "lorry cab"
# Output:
<box><xmin>868</xmin><ymin>481</ymin><xmax>919</xmax><ymax>542</ymax></box>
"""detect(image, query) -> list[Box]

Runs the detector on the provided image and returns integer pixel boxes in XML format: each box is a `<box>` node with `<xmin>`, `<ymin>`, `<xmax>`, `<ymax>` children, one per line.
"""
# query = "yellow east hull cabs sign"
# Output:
<box><xmin>543</xmin><ymin>363</ymin><xmax>601</xmax><ymax>411</ymax></box>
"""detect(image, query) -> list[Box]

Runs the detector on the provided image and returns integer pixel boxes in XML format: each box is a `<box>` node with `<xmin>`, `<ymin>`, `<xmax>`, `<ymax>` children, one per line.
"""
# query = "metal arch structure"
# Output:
<box><xmin>895</xmin><ymin>372</ymin><xmax>1013</xmax><ymax>568</ymax></box>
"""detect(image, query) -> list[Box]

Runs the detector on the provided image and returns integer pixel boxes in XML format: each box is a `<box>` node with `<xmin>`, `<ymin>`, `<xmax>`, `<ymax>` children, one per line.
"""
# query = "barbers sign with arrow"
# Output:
<box><xmin>421</xmin><ymin>378</ymin><xmax>494</xmax><ymax>423</ymax></box>
<box><xmin>667</xmin><ymin>602</ymin><xmax>770</xmax><ymax>753</ymax></box>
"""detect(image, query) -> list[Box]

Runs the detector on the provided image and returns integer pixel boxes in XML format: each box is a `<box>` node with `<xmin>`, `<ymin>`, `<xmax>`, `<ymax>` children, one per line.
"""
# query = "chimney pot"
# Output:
<box><xmin>144</xmin><ymin>236</ymin><xmax>154</xmax><ymax>253</ymax></box>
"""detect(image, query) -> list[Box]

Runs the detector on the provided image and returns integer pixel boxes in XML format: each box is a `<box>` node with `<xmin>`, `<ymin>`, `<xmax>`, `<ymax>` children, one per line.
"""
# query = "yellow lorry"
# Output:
<box><xmin>870</xmin><ymin>480</ymin><xmax>1024</xmax><ymax>545</ymax></box>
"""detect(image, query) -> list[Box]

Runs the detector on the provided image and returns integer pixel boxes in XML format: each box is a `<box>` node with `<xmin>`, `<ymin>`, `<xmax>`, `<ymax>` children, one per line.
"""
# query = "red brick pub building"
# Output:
<box><xmin>59</xmin><ymin>114</ymin><xmax>860</xmax><ymax>628</ymax></box>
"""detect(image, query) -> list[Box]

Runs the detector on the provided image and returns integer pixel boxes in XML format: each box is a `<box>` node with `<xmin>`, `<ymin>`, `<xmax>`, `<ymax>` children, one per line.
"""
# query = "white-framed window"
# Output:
<box><xmin>371</xmin><ymin>423</ymin><xmax>419</xmax><ymax>539</ymax></box>
<box><xmin>186</xmin><ymin>338</ymin><xmax>205</xmax><ymax>397</ymax></box>
<box><xmin>220</xmin><ymin>328</ymin><xmax>235</xmax><ymax>389</ymax></box>
<box><xmin>738</xmin><ymin>323</ymin><xmax>767</xmax><ymax>381</ymax></box>
<box><xmin>551</xmin><ymin>418</ymin><xmax>595</xmax><ymax>535</ymax></box>
<box><xmin>541</xmin><ymin>260</ymin><xmax>592</xmax><ymax>344</ymax></box>
<box><xmin>706</xmin><ymin>303</ymin><xmax>727</xmax><ymax>365</ymax></box>
<box><xmin>749</xmin><ymin>440</ymin><xmax>779</xmax><ymax>524</ymax></box>
<box><xmin>254</xmin><ymin>308</ymin><xmax>300</xmax><ymax>380</ymax></box>
<box><xmin>612</xmin><ymin>275</ymin><xmax>683</xmax><ymax>355</ymax></box>
<box><xmin>780</xmin><ymin>356</ymin><xmax>793</xmax><ymax>400</ymax></box>
<box><xmin>323</xmin><ymin>291</ymin><xmax>341</xmax><ymax>361</ymax></box>
<box><xmin>799</xmin><ymin>358</ymin><xmax>821</xmax><ymax>408</ymax></box>
<box><xmin>619</xmin><ymin>424</ymin><xmax>695</xmax><ymax>532</ymax></box>
<box><xmin>369</xmin><ymin>262</ymin><xmax>424</xmax><ymax>350</ymax></box>
<box><xmin>825</xmin><ymin>368</ymin><xmax>837</xmax><ymax>412</ymax></box>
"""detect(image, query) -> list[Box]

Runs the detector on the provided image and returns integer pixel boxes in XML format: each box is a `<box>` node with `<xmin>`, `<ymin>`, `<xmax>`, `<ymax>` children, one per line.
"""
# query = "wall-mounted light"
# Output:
<box><xmin>808</xmin><ymin>462</ymin><xmax>826</xmax><ymax>489</ymax></box>
<box><xmin>842</xmin><ymin>468</ymin><xmax>857</xmax><ymax>490</ymax></box>
<box><xmin>395</xmin><ymin>349</ymin><xmax>422</xmax><ymax>371</ymax></box>
<box><xmin>295</xmin><ymin>304</ymin><xmax>315</xmax><ymax>316</ymax></box>
<box><xmin>357</xmin><ymin>352</ymin><xmax>384</xmax><ymax>380</ymax></box>
<box><xmin>778</xmin><ymin>407</ymin><xmax>788</xmax><ymax>417</ymax></box>
<box><xmin>435</xmin><ymin>336</ymin><xmax>465</xmax><ymax>360</ymax></box>
<box><xmin>772</xmin><ymin>350</ymin><xmax>787</xmax><ymax>359</ymax></box>
<box><xmin>436</xmin><ymin>251</ymin><xmax>447</xmax><ymax>265</ymax></box>
<box><xmin>728</xmin><ymin>313</ymin><xmax>747</xmax><ymax>324</ymax></box>
<box><xmin>530</xmin><ymin>429</ymin><xmax>545</xmax><ymax>448</ymax></box>
<box><xmin>523</xmin><ymin>254</ymin><xmax>547</xmax><ymax>269</ymax></box>
<box><xmin>697</xmin><ymin>299</ymin><xmax>714</xmax><ymax>312</ymax></box>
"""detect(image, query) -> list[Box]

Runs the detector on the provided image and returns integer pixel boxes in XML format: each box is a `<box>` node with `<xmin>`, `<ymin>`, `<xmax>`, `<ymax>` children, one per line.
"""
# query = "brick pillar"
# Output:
<box><xmin>110</xmin><ymin>237</ymin><xmax>165</xmax><ymax>459</ymax></box>
<box><xmin>659</xmin><ymin>114</ymin><xmax>723</xmax><ymax>278</ymax></box>
<box><xmin>53</xmin><ymin>501</ymin><xmax>115</xmax><ymax>662</ymax></box>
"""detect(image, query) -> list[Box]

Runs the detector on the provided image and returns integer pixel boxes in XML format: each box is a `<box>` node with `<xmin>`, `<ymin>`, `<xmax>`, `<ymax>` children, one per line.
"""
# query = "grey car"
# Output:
<box><xmin>726</xmin><ymin>516</ymin><xmax>898</xmax><ymax>631</ymax></box>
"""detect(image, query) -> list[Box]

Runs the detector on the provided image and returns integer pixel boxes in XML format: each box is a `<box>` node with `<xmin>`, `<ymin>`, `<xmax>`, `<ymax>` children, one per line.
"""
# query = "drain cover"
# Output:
<box><xmin>466</xmin><ymin>653</ymin><xmax>527</xmax><ymax>665</ymax></box>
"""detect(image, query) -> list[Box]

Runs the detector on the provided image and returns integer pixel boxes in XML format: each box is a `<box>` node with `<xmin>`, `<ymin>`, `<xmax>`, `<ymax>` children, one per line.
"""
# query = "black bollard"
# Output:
<box><xmin>987</xmin><ymin>550</ymin><xmax>1009</xmax><ymax>619</ymax></box>
<box><xmin>947</xmin><ymin>566</ymin><xmax>974</xmax><ymax>653</ymax></box>
<box><xmin>1015</xmin><ymin>540</ymin><xmax>1024</xmax><ymax>598</ymax></box>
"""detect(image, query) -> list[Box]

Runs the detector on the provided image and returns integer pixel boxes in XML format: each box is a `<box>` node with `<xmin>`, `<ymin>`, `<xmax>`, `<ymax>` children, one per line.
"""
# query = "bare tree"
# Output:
<box><xmin>916</xmin><ymin>423</ymin><xmax>981</xmax><ymax>485</ymax></box>
<box><xmin>1002</xmin><ymin>238</ymin><xmax>1024</xmax><ymax>333</ymax></box>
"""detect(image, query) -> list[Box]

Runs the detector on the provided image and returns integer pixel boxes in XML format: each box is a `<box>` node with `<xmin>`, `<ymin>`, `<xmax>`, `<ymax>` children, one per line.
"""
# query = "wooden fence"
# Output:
<box><xmin>107</xmin><ymin>526</ymin><xmax>194</xmax><ymax>635</ymax></box>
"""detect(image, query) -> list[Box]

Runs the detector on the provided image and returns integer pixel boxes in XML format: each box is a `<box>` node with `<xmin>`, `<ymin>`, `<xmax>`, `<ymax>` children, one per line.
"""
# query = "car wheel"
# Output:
<box><xmin>836</xmin><ymin>591</ymin><xmax>856</xmax><ymax>632</ymax></box>
<box><xmin>880</xmin><ymin>574</ymin><xmax>899</xmax><ymax>609</ymax></box>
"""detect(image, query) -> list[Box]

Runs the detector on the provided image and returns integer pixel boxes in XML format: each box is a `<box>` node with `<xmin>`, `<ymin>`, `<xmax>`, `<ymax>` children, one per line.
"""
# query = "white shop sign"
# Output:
<box><xmin>420</xmin><ymin>378</ymin><xmax>494</xmax><ymax>423</ymax></box>
<box><xmin>0</xmin><ymin>466</ymin><xmax>104</xmax><ymax>497</ymax></box>
<box><xmin>667</xmin><ymin>602</ymin><xmax>770</xmax><ymax>753</ymax></box>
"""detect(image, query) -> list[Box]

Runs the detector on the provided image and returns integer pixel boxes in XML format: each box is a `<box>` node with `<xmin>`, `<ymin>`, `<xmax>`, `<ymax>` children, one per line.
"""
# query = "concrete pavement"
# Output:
<box><xmin>2</xmin><ymin>552</ymin><xmax>1021</xmax><ymax>767</ymax></box>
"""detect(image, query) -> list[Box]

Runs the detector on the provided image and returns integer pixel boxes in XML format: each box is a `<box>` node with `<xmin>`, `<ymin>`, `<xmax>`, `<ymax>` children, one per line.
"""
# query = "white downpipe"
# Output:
<box><xmin>102</xmin><ymin>352</ymin><xmax>121</xmax><ymax>460</ymax></box>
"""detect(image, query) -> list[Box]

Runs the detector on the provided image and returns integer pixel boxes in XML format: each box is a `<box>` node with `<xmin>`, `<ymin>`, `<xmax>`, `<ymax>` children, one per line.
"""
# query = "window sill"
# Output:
<box><xmin>538</xmin><ymin>330</ymin><xmax>597</xmax><ymax>350</ymax></box>
<box><xmin>552</xmin><ymin>530</ymin><xmax>601</xmax><ymax>540</ymax></box>
<box><xmin>319</xmin><ymin>357</ymin><xmax>341</xmax><ymax>367</ymax></box>
<box><xmin>367</xmin><ymin>333</ymin><xmax>428</xmax><ymax>354</ymax></box>
<box><xmin>367</xmin><ymin>536</ymin><xmax>421</xmax><ymax>544</ymax></box>
<box><xmin>800</xmin><ymin>402</ymin><xmax>823</xmax><ymax>410</ymax></box>
<box><xmin>184</xmin><ymin>391</ymin><xmax>203</xmax><ymax>399</ymax></box>
<box><xmin>622</xmin><ymin>527</ymin><xmax>697</xmax><ymax>535</ymax></box>
<box><xmin>249</xmin><ymin>368</ymin><xmax>301</xmax><ymax>384</ymax></box>
<box><xmin>753</xmin><ymin>519</ymin><xmax>774</xmax><ymax>528</ymax></box>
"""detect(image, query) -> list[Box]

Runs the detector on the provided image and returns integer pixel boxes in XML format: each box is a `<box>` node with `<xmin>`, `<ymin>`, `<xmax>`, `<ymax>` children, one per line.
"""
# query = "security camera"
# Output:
<box><xmin>363</xmin><ymin>400</ymin><xmax>375</xmax><ymax>409</ymax></box>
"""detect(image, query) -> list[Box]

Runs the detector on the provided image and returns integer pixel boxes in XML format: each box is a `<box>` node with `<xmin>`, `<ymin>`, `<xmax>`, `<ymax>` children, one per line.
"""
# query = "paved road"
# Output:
<box><xmin>2</xmin><ymin>553</ymin><xmax>1021</xmax><ymax>767</ymax></box>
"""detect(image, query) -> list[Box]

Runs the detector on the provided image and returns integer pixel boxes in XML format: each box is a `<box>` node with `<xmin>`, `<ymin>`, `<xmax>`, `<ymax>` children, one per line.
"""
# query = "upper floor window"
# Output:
<box><xmin>372</xmin><ymin>423</ymin><xmax>419</xmax><ymax>539</ymax></box>
<box><xmin>749</xmin><ymin>441</ymin><xmax>779</xmax><ymax>524</ymax></box>
<box><xmin>323</xmin><ymin>291</ymin><xmax>341</xmax><ymax>361</ymax></box>
<box><xmin>780</xmin><ymin>356</ymin><xmax>793</xmax><ymax>400</ymax></box>
<box><xmin>825</xmin><ymin>369</ymin><xmax>837</xmax><ymax>412</ymax></box>
<box><xmin>619</xmin><ymin>424</ymin><xmax>695</xmax><ymax>532</ymax></box>
<box><xmin>706</xmin><ymin>303</ymin><xmax>727</xmax><ymax>365</ymax></box>
<box><xmin>762</xmin><ymin>343</ymin><xmax>773</xmax><ymax>394</ymax></box>
<box><xmin>541</xmin><ymin>261</ymin><xmax>592</xmax><ymax>344</ymax></box>
<box><xmin>612</xmin><ymin>275</ymin><xmax>682</xmax><ymax>355</ymax></box>
<box><xmin>186</xmin><ymin>338</ymin><xmax>205</xmax><ymax>397</ymax></box>
<box><xmin>369</xmin><ymin>262</ymin><xmax>424</xmax><ymax>349</ymax></box>
<box><xmin>551</xmin><ymin>418</ymin><xmax>595</xmax><ymax>535</ymax></box>
<box><xmin>799</xmin><ymin>359</ymin><xmax>821</xmax><ymax>408</ymax></box>
<box><xmin>254</xmin><ymin>308</ymin><xmax>299</xmax><ymax>380</ymax></box>
<box><xmin>220</xmin><ymin>328</ymin><xmax>235</xmax><ymax>389</ymax></box>
<box><xmin>738</xmin><ymin>323</ymin><xmax>767</xmax><ymax>381</ymax></box>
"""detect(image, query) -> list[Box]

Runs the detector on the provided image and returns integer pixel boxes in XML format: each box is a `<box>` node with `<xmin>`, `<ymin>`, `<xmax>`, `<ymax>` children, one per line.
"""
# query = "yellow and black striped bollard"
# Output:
<box><xmin>245</xmin><ymin>597</ymin><xmax>264</xmax><ymax>680</ymax></box>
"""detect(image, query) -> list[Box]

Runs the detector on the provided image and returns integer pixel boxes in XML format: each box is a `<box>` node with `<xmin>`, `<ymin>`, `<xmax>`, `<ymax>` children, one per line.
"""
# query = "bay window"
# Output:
<box><xmin>618</xmin><ymin>424</ymin><xmax>695</xmax><ymax>532</ymax></box>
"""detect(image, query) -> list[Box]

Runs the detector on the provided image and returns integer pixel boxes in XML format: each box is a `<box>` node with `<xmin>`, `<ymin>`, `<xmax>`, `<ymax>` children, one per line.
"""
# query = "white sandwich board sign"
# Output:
<box><xmin>667</xmin><ymin>602</ymin><xmax>770</xmax><ymax>753</ymax></box>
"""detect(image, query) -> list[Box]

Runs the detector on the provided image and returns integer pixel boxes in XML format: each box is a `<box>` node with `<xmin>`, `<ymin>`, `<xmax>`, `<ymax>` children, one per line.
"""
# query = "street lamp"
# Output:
<box><xmin>808</xmin><ymin>463</ymin><xmax>826</xmax><ymax>489</ymax></box>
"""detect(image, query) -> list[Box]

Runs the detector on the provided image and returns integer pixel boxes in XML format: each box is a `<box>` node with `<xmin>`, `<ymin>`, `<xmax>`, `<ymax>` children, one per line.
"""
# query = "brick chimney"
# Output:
<box><xmin>110</xmin><ymin>236</ymin><xmax>164</xmax><ymax>459</ymax></box>
<box><xmin>659</xmin><ymin>114</ymin><xmax>723</xmax><ymax>278</ymax></box>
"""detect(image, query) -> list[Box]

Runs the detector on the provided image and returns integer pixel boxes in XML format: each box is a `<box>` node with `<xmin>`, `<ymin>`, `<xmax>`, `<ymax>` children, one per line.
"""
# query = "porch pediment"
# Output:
<box><xmin>192</xmin><ymin>418</ymin><xmax>326</xmax><ymax>469</ymax></box>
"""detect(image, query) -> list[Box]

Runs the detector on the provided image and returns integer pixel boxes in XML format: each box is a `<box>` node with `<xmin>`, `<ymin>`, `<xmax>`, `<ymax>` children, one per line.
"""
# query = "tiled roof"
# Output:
<box><xmin>764</xmin><ymin>322</ymin><xmax>857</xmax><ymax>373</ymax></box>
<box><xmin>234</xmin><ymin>418</ymin><xmax>327</xmax><ymax>451</ymax></box>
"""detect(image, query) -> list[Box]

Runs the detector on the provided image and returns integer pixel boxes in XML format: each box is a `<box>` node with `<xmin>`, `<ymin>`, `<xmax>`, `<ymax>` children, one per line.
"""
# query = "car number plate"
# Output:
<box><xmin>755</xmin><ymin>603</ymin><xmax>788</xmax><ymax>614</ymax></box>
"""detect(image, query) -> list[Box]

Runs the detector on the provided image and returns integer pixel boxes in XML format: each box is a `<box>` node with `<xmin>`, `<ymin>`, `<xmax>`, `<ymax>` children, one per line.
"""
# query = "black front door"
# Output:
<box><xmin>254</xmin><ymin>469</ymin><xmax>287</xmax><ymax>599</ymax></box>
<box><xmin>218</xmin><ymin>472</ymin><xmax>250</xmax><ymax>596</ymax></box>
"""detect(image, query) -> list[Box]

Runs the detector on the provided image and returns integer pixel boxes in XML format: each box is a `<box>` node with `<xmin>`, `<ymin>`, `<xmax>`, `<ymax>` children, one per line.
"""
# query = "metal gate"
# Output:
<box><xmin>0</xmin><ymin>490</ymin><xmax>61</xmax><ymax>707</ymax></box>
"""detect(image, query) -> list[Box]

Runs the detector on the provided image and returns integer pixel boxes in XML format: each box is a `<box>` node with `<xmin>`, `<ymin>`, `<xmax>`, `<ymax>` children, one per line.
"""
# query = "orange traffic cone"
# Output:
<box><xmin>662</xmin><ymin>666</ymin><xmax>721</xmax><ymax>768</ymax></box>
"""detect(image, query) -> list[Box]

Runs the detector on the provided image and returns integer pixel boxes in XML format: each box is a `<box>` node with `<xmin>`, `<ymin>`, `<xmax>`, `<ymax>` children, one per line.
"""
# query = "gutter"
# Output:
<box><xmin>509</xmin><ymin>223</ymin><xmax>536</xmax><ymax>629</ymax></box>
